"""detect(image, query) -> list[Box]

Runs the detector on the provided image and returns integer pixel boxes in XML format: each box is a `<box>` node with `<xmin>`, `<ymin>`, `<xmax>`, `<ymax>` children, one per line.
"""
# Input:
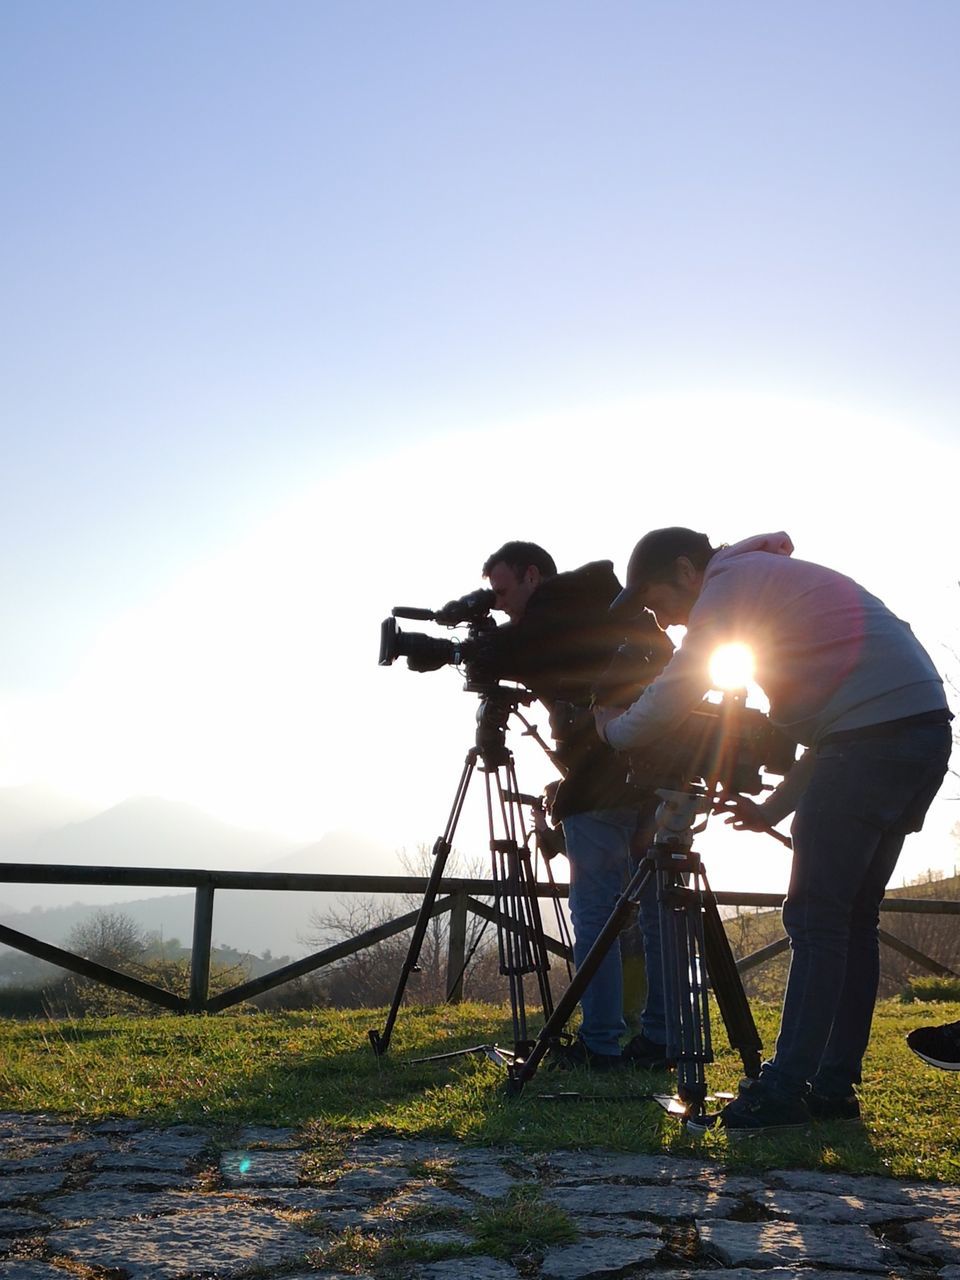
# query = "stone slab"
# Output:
<box><xmin>388</xmin><ymin>1184</ymin><xmax>474</xmax><ymax>1215</ymax></box>
<box><xmin>547</xmin><ymin>1152</ymin><xmax>713</xmax><ymax>1183</ymax></box>
<box><xmin>0</xmin><ymin>1172</ymin><xmax>67</xmax><ymax>1202</ymax></box>
<box><xmin>546</xmin><ymin>1184</ymin><xmax>736</xmax><ymax>1219</ymax></box>
<box><xmin>240</xmin><ymin>1186</ymin><xmax>369</xmax><ymax>1212</ymax></box>
<box><xmin>219</xmin><ymin>1149</ymin><xmax>302</xmax><ymax>1186</ymax></box>
<box><xmin>0</xmin><ymin>1264</ymin><xmax>77</xmax><ymax>1279</ymax></box>
<box><xmin>656</xmin><ymin>1272</ymin><xmax>876</xmax><ymax>1280</ymax></box>
<box><xmin>900</xmin><ymin>1184</ymin><xmax>960</xmax><ymax>1214</ymax></box>
<box><xmin>41</xmin><ymin>1188</ymin><xmax>232</xmax><ymax>1223</ymax></box>
<box><xmin>904</xmin><ymin>1218</ymin><xmax>960</xmax><ymax>1265</ymax></box>
<box><xmin>85</xmin><ymin>1170</ymin><xmax>193</xmax><ymax>1190</ymax></box>
<box><xmin>769</xmin><ymin>1168</ymin><xmax>915</xmax><ymax>1204</ymax></box>
<box><xmin>91</xmin><ymin>1151</ymin><xmax>194</xmax><ymax>1171</ymax></box>
<box><xmin>47</xmin><ymin>1205</ymin><xmax>317</xmax><ymax>1279</ymax></box>
<box><xmin>579</xmin><ymin>1217</ymin><xmax>662</xmax><ymax>1237</ymax></box>
<box><xmin>336</xmin><ymin>1165</ymin><xmax>418</xmax><ymax>1194</ymax></box>
<box><xmin>541</xmin><ymin>1233</ymin><xmax>662</xmax><ymax>1277</ymax></box>
<box><xmin>0</xmin><ymin>1206</ymin><xmax>51</xmax><ymax>1233</ymax></box>
<box><xmin>759</xmin><ymin>1188</ymin><xmax>927</xmax><ymax>1223</ymax></box>
<box><xmin>419</xmin><ymin>1259</ymin><xmax>519</xmax><ymax>1279</ymax></box>
<box><xmin>699</xmin><ymin>1219</ymin><xmax>893</xmax><ymax>1271</ymax></box>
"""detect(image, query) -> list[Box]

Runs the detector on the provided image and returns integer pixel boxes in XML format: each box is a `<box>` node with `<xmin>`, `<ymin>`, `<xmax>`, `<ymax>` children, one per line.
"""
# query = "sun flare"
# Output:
<box><xmin>709</xmin><ymin>643</ymin><xmax>755</xmax><ymax>691</ymax></box>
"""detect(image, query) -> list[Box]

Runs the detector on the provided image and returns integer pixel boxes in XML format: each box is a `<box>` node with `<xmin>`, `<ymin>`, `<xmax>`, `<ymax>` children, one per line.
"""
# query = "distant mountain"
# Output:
<box><xmin>0</xmin><ymin>784</ymin><xmax>98</xmax><ymax>852</ymax></box>
<box><xmin>0</xmin><ymin>795</ymin><xmax>299</xmax><ymax>912</ymax></box>
<box><xmin>0</xmin><ymin>788</ymin><xmax>408</xmax><ymax>955</ymax></box>
<box><xmin>265</xmin><ymin>828</ymin><xmax>397</xmax><ymax>877</ymax></box>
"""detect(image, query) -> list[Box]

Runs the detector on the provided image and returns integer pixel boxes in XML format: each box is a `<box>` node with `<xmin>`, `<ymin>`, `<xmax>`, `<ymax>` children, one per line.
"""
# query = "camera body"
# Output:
<box><xmin>627</xmin><ymin>691</ymin><xmax>796</xmax><ymax>796</ymax></box>
<box><xmin>378</xmin><ymin>589</ymin><xmax>503</xmax><ymax>692</ymax></box>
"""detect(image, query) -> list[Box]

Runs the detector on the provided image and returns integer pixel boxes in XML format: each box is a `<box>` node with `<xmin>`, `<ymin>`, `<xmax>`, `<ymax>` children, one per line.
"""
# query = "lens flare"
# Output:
<box><xmin>709</xmin><ymin>643</ymin><xmax>755</xmax><ymax>691</ymax></box>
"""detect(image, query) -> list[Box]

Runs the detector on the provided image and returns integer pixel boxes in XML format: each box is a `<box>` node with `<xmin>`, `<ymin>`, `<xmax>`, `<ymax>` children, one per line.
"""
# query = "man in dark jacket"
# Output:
<box><xmin>475</xmin><ymin>540</ymin><xmax>671</xmax><ymax>1070</ymax></box>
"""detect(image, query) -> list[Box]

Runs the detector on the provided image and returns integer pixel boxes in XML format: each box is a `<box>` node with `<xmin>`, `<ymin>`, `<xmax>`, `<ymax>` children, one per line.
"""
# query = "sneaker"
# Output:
<box><xmin>718</xmin><ymin>1078</ymin><xmax>811</xmax><ymax>1136</ymax></box>
<box><xmin>805</xmin><ymin>1090</ymin><xmax>861</xmax><ymax>1122</ymax></box>
<box><xmin>622</xmin><ymin>1032</ymin><xmax>673</xmax><ymax>1071</ymax></box>
<box><xmin>907</xmin><ymin>1019</ymin><xmax>960</xmax><ymax>1071</ymax></box>
<box><xmin>546</xmin><ymin>1036</ymin><xmax>623</xmax><ymax>1072</ymax></box>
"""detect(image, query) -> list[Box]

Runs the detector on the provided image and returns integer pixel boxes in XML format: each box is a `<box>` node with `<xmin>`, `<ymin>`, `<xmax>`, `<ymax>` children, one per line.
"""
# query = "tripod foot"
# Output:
<box><xmin>368</xmin><ymin>1029</ymin><xmax>386</xmax><ymax>1058</ymax></box>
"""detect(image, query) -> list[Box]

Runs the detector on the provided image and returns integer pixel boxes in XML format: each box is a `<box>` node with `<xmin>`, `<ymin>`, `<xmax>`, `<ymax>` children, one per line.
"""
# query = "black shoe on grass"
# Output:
<box><xmin>907</xmin><ymin>1019</ymin><xmax>960</xmax><ymax>1071</ymax></box>
<box><xmin>718</xmin><ymin>1078</ymin><xmax>812</xmax><ymax>1136</ymax></box>
<box><xmin>546</xmin><ymin>1036</ymin><xmax>623</xmax><ymax>1072</ymax></box>
<box><xmin>622</xmin><ymin>1032</ymin><xmax>673</xmax><ymax>1071</ymax></box>
<box><xmin>806</xmin><ymin>1090</ymin><xmax>861</xmax><ymax>1122</ymax></box>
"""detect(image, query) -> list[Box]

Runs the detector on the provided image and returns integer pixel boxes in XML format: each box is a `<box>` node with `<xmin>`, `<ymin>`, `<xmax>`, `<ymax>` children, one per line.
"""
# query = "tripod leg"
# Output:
<box><xmin>701</xmin><ymin>883</ymin><xmax>762</xmax><ymax>1079</ymax></box>
<box><xmin>369</xmin><ymin>752</ymin><xmax>476</xmax><ymax>1057</ymax></box>
<box><xmin>657</xmin><ymin>854</ymin><xmax>711</xmax><ymax>1116</ymax></box>
<box><xmin>506</xmin><ymin>860</ymin><xmax>655</xmax><ymax>1092</ymax></box>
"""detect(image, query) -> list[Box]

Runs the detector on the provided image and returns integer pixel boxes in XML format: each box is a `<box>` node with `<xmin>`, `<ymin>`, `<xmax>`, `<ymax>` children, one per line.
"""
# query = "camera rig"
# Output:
<box><xmin>376</xmin><ymin>587</ymin><xmax>799</xmax><ymax>1125</ymax></box>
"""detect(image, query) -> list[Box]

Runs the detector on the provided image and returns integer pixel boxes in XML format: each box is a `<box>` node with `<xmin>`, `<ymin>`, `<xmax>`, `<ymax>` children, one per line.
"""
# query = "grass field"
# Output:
<box><xmin>1</xmin><ymin>999</ymin><xmax>958</xmax><ymax>1181</ymax></box>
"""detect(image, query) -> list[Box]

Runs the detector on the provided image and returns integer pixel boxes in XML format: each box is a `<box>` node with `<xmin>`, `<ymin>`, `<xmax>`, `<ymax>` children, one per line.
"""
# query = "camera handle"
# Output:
<box><xmin>505</xmin><ymin>788</ymin><xmax>762</xmax><ymax>1127</ymax></box>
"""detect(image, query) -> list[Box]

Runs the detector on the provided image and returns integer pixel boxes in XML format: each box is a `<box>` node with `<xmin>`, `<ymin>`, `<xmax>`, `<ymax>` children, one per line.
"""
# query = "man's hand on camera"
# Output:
<box><xmin>406</xmin><ymin>652</ymin><xmax>448</xmax><ymax>673</ymax></box>
<box><xmin>714</xmin><ymin>790</ymin><xmax>769</xmax><ymax>832</ymax></box>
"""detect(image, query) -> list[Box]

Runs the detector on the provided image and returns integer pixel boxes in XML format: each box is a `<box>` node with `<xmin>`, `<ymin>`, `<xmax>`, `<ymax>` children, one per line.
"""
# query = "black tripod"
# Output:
<box><xmin>506</xmin><ymin>786</ymin><xmax>762</xmax><ymax>1127</ymax></box>
<box><xmin>369</xmin><ymin>687</ymin><xmax>570</xmax><ymax>1062</ymax></box>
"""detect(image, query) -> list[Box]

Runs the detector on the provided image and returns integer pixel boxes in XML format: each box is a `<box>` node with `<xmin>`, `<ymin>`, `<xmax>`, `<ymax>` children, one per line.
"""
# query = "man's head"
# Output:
<box><xmin>482</xmin><ymin>540</ymin><xmax>557</xmax><ymax>623</ymax></box>
<box><xmin>612</xmin><ymin>528</ymin><xmax>717</xmax><ymax>627</ymax></box>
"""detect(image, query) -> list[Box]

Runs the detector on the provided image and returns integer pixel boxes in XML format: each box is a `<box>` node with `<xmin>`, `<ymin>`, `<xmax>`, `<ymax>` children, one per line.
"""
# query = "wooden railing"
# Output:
<box><xmin>1</xmin><ymin>863</ymin><xmax>958</xmax><ymax>1014</ymax></box>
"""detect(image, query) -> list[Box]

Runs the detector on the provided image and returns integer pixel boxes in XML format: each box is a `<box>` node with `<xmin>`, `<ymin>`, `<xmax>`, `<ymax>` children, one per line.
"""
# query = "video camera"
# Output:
<box><xmin>627</xmin><ymin>690</ymin><xmax>797</xmax><ymax>796</ymax></box>
<box><xmin>378</xmin><ymin>588</ymin><xmax>501</xmax><ymax>692</ymax></box>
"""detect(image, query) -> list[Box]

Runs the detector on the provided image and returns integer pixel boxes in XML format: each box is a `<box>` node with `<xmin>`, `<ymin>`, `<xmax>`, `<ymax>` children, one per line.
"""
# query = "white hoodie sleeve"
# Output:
<box><xmin>604</xmin><ymin>608</ymin><xmax>723</xmax><ymax>750</ymax></box>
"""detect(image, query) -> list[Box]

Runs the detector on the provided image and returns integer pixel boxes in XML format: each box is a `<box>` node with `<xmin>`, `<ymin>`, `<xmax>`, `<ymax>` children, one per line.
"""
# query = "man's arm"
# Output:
<box><xmin>715</xmin><ymin>749</ymin><xmax>813</xmax><ymax>839</ymax></box>
<box><xmin>596</xmin><ymin>621</ymin><xmax>718</xmax><ymax>750</ymax></box>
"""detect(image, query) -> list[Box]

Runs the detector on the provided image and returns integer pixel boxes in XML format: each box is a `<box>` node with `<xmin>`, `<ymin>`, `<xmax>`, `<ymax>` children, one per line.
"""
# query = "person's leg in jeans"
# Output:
<box><xmin>761</xmin><ymin>725</ymin><xmax>951</xmax><ymax>1101</ymax></box>
<box><xmin>813</xmin><ymin>729</ymin><xmax>953</xmax><ymax>1097</ymax></box>
<box><xmin>562</xmin><ymin>811</ymin><xmax>629</xmax><ymax>1054</ymax></box>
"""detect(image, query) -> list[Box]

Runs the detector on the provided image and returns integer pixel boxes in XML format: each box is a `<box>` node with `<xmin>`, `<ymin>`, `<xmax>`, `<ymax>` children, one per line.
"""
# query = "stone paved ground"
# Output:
<box><xmin>1</xmin><ymin>1111</ymin><xmax>959</xmax><ymax>1279</ymax></box>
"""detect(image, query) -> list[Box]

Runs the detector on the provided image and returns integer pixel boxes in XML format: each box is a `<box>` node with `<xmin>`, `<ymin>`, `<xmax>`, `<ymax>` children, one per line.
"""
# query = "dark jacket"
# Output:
<box><xmin>472</xmin><ymin>561</ymin><xmax>673</xmax><ymax>819</ymax></box>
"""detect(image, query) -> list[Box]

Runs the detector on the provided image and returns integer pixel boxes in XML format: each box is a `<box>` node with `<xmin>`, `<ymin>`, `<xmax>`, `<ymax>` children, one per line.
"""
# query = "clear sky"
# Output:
<box><xmin>2</xmin><ymin>2</ymin><xmax>958</xmax><ymax>892</ymax></box>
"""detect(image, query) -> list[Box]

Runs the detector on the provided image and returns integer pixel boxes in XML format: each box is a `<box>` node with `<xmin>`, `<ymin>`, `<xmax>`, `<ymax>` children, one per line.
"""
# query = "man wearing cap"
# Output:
<box><xmin>594</xmin><ymin>528</ymin><xmax>952</xmax><ymax>1132</ymax></box>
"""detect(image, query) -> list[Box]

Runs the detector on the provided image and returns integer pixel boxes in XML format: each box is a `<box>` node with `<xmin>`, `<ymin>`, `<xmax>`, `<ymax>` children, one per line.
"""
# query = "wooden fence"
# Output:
<box><xmin>1</xmin><ymin>862</ymin><xmax>958</xmax><ymax>1014</ymax></box>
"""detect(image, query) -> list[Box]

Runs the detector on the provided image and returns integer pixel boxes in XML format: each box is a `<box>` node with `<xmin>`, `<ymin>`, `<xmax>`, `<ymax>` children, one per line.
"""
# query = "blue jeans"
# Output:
<box><xmin>561</xmin><ymin>808</ymin><xmax>666</xmax><ymax>1054</ymax></box>
<box><xmin>761</xmin><ymin>722</ymin><xmax>952</xmax><ymax>1099</ymax></box>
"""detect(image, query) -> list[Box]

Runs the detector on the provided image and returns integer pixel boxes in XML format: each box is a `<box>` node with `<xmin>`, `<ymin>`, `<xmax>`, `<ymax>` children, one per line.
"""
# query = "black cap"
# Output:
<box><xmin>610</xmin><ymin>528</ymin><xmax>714</xmax><ymax>616</ymax></box>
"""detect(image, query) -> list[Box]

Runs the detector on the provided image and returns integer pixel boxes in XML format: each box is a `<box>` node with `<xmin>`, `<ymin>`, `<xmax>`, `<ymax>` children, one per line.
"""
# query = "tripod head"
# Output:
<box><xmin>473</xmin><ymin>684</ymin><xmax>535</xmax><ymax>766</ymax></box>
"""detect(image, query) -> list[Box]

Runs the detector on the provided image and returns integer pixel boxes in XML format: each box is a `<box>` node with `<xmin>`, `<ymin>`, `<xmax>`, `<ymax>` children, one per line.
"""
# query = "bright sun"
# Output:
<box><xmin>709</xmin><ymin>643</ymin><xmax>755</xmax><ymax>691</ymax></box>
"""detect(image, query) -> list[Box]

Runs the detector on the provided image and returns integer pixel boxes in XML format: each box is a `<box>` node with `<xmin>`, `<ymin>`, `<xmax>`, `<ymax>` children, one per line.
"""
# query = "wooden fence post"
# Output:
<box><xmin>189</xmin><ymin>885</ymin><xmax>215</xmax><ymax>1012</ymax></box>
<box><xmin>446</xmin><ymin>892</ymin><xmax>468</xmax><ymax>1003</ymax></box>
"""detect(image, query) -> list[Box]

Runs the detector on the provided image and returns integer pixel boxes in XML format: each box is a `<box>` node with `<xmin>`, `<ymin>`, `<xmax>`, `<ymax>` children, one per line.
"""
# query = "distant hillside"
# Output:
<box><xmin>725</xmin><ymin>869</ymin><xmax>960</xmax><ymax>1002</ymax></box>
<box><xmin>0</xmin><ymin>795</ymin><xmax>299</xmax><ymax>911</ymax></box>
<box><xmin>1</xmin><ymin>890</ymin><xmax>321</xmax><ymax>961</ymax></box>
<box><xmin>888</xmin><ymin>870</ymin><xmax>960</xmax><ymax>899</ymax></box>
<box><xmin>0</xmin><ymin>784</ymin><xmax>98</xmax><ymax>853</ymax></box>
<box><xmin>1</xmin><ymin>828</ymin><xmax>403</xmax><ymax>959</ymax></box>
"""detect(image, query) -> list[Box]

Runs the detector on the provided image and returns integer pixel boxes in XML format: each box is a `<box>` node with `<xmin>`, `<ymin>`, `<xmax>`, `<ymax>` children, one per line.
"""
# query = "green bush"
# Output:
<box><xmin>901</xmin><ymin>974</ymin><xmax>960</xmax><ymax>1003</ymax></box>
